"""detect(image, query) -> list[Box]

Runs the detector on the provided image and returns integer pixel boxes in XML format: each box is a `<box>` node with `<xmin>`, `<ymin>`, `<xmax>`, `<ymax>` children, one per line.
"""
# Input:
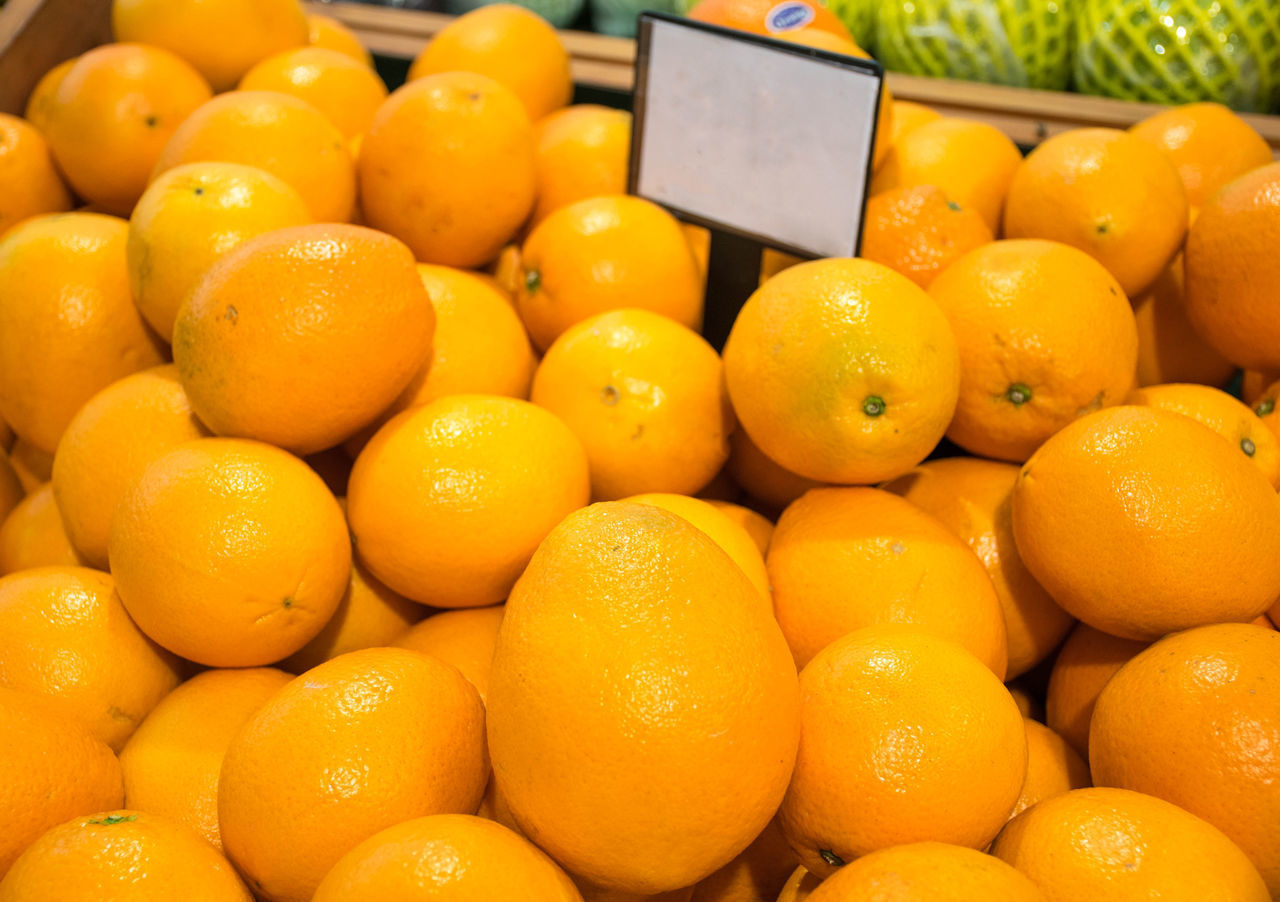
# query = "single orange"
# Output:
<box><xmin>725</xmin><ymin>428</ymin><xmax>825</xmax><ymax>514</ymax></box>
<box><xmin>1044</xmin><ymin>622</ymin><xmax>1149</xmax><ymax>759</ymax></box>
<box><xmin>887</xmin><ymin>99</ymin><xmax>941</xmax><ymax>147</ymax></box>
<box><xmin>22</xmin><ymin>57</ymin><xmax>76</xmax><ymax>136</ymax></box>
<box><xmin>860</xmin><ymin>185</ymin><xmax>993</xmax><ymax>289</ymax></box>
<box><xmin>0</xmin><ymin>484</ymin><xmax>82</xmax><ymax>574</ymax></box>
<box><xmin>0</xmin><ymin>455</ymin><xmax>21</xmax><ymax>528</ymax></box>
<box><xmin>0</xmin><ymin>114</ymin><xmax>71</xmax><ymax>237</ymax></box>
<box><xmin>705</xmin><ymin>500</ymin><xmax>773</xmax><ymax>557</ymax></box>
<box><xmin>776</xmin><ymin>867</ymin><xmax>821</xmax><ymax>902</ymax></box>
<box><xmin>307</xmin><ymin>14</ymin><xmax>374</xmax><ymax>67</ymax></box>
<box><xmin>1244</xmin><ymin>369</ymin><xmax>1280</xmax><ymax>405</ymax></box>
<box><xmin>531</xmin><ymin>104</ymin><xmax>631</xmax><ymax>227</ymax></box>
<box><xmin>1256</xmin><ymin>379</ymin><xmax>1280</xmax><ymax>448</ymax></box>
<box><xmin>393</xmin><ymin>605</ymin><xmax>505</xmax><ymax>703</ymax></box>
<box><xmin>1133</xmin><ymin>254</ymin><xmax>1236</xmax><ymax>388</ymax></box>
<box><xmin>240</xmin><ymin>47</ymin><xmax>388</xmax><ymax>140</ymax></box>
<box><xmin>686</xmin><ymin>0</ymin><xmax>852</xmax><ymax>41</ymax></box>
<box><xmin>688</xmin><ymin>818</ymin><xmax>796</xmax><ymax>902</ymax></box>
<box><xmin>1011</xmin><ymin>719</ymin><xmax>1090</xmax><ymax>819</ymax></box>
<box><xmin>806</xmin><ymin>842</ymin><xmax>1045</xmax><ymax>901</ymax></box>
<box><xmin>6</xmin><ymin>439</ymin><xmax>50</xmax><ymax>493</ymax></box>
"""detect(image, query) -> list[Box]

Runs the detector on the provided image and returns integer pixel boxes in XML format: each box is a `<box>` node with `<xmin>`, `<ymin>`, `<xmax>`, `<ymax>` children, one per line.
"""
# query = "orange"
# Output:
<box><xmin>928</xmin><ymin>239</ymin><xmax>1138</xmax><ymax>462</ymax></box>
<box><xmin>0</xmin><ymin>810</ymin><xmax>253</xmax><ymax>900</ymax></box>
<box><xmin>1003</xmin><ymin>128</ymin><xmax>1189</xmax><ymax>297</ymax></box>
<box><xmin>108</xmin><ymin>438</ymin><xmax>351</xmax><ymax>667</ymax></box>
<box><xmin>1126</xmin><ymin>382</ymin><xmax>1280</xmax><ymax>487</ymax></box>
<box><xmin>725</xmin><ymin>429</ymin><xmax>825</xmax><ymax>513</ymax></box>
<box><xmin>530</xmin><ymin>309</ymin><xmax>732</xmax><ymax>499</ymax></box>
<box><xmin>118</xmin><ymin>667</ymin><xmax>293</xmax><ymax>851</ymax></box>
<box><xmin>152</xmin><ymin>90</ymin><xmax>355</xmax><ymax>223</ymax></box>
<box><xmin>51</xmin><ymin>365</ymin><xmax>209</xmax><ymax>569</ymax></box>
<box><xmin>393</xmin><ymin>605</ymin><xmax>505</xmax><ymax>703</ymax></box>
<box><xmin>806</xmin><ymin>842</ymin><xmax>1045</xmax><ymax>901</ymax></box>
<box><xmin>1090</xmin><ymin>623</ymin><xmax>1280</xmax><ymax>894</ymax></box>
<box><xmin>531</xmin><ymin>104</ymin><xmax>632</xmax><ymax>227</ymax></box>
<box><xmin>112</xmin><ymin>0</ymin><xmax>309</xmax><ymax>92</ymax></box>
<box><xmin>723</xmin><ymin>258</ymin><xmax>959</xmax><ymax>485</ymax></box>
<box><xmin>1044</xmin><ymin>623</ymin><xmax>1149</xmax><ymax>759</ymax></box>
<box><xmin>1011</xmin><ymin>406</ymin><xmax>1280</xmax><ymax>641</ymax></box>
<box><xmin>44</xmin><ymin>43</ymin><xmax>212</xmax><ymax>215</ymax></box>
<box><xmin>706</xmin><ymin>500</ymin><xmax>773</xmax><ymax>556</ymax></box>
<box><xmin>518</xmin><ymin>196</ymin><xmax>704</xmax><ymax>351</ymax></box>
<box><xmin>127</xmin><ymin>161</ymin><xmax>312</xmax><ymax>342</ymax></box>
<box><xmin>0</xmin><ymin>114</ymin><xmax>71</xmax><ymax>237</ymax></box>
<box><xmin>859</xmin><ymin>185</ymin><xmax>993</xmax><ymax>289</ymax></box>
<box><xmin>1011</xmin><ymin>719</ymin><xmax>1090</xmax><ymax>819</ymax></box>
<box><xmin>887</xmin><ymin>99</ymin><xmax>942</xmax><ymax>147</ymax></box>
<box><xmin>871</xmin><ymin>117</ymin><xmax>1023</xmax><ymax>232</ymax></box>
<box><xmin>348</xmin><ymin>395</ymin><xmax>590</xmax><ymax>607</ymax></box>
<box><xmin>686</xmin><ymin>0</ymin><xmax>852</xmax><ymax>41</ymax></box>
<box><xmin>767</xmin><ymin>487</ymin><xmax>1007</xmax><ymax>674</ymax></box>
<box><xmin>0</xmin><ymin>213</ymin><xmax>165</xmax><ymax>454</ymax></box>
<box><xmin>776</xmin><ymin>867</ymin><xmax>821</xmax><ymax>902</ymax></box>
<box><xmin>240</xmin><ymin>47</ymin><xmax>388</xmax><ymax>140</ymax></box>
<box><xmin>883</xmin><ymin>457</ymin><xmax>1074</xmax><ymax>679</ymax></box>
<box><xmin>313</xmin><ymin>814</ymin><xmax>582</xmax><ymax>901</ymax></box>
<box><xmin>488</xmin><ymin>501</ymin><xmax>799</xmax><ymax>894</ymax></box>
<box><xmin>173</xmin><ymin>223</ymin><xmax>434</xmax><ymax>455</ymax></box>
<box><xmin>778</xmin><ymin>625</ymin><xmax>1026</xmax><ymax>878</ymax></box>
<box><xmin>991</xmin><ymin>787</ymin><xmax>1269</xmax><ymax>901</ymax></box>
<box><xmin>1256</xmin><ymin>379</ymin><xmax>1280</xmax><ymax>446</ymax></box>
<box><xmin>576</xmin><ymin>885</ymin><xmax>694</xmax><ymax>902</ymax></box>
<box><xmin>22</xmin><ymin>57</ymin><xmax>76</xmax><ymax>136</ymax></box>
<box><xmin>219</xmin><ymin>648</ymin><xmax>488</xmax><ymax>902</ymax></box>
<box><xmin>0</xmin><ymin>455</ymin><xmax>21</xmax><ymax>527</ymax></box>
<box><xmin>1132</xmin><ymin>254</ymin><xmax>1236</xmax><ymax>388</ymax></box>
<box><xmin>0</xmin><ymin>687</ymin><xmax>123</xmax><ymax>877</ymax></box>
<box><xmin>1184</xmin><ymin>162</ymin><xmax>1280</xmax><ymax>370</ymax></box>
<box><xmin>361</xmin><ymin>72</ymin><xmax>534</xmax><ymax>267</ymax></box>
<box><xmin>6</xmin><ymin>439</ymin><xmax>50</xmax><ymax>493</ymax></box>
<box><xmin>1129</xmin><ymin>102</ymin><xmax>1272</xmax><ymax>210</ymax></box>
<box><xmin>688</xmin><ymin>818</ymin><xmax>797</xmax><ymax>902</ymax></box>
<box><xmin>307</xmin><ymin>14</ymin><xmax>374</xmax><ymax>67</ymax></box>
<box><xmin>1244</xmin><ymin>368</ymin><xmax>1280</xmax><ymax>405</ymax></box>
<box><xmin>0</xmin><ymin>483</ymin><xmax>83</xmax><ymax>574</ymax></box>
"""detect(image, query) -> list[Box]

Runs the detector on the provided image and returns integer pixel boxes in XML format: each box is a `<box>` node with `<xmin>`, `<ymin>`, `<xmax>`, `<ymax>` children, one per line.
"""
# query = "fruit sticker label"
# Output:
<box><xmin>764</xmin><ymin>1</ymin><xmax>815</xmax><ymax>32</ymax></box>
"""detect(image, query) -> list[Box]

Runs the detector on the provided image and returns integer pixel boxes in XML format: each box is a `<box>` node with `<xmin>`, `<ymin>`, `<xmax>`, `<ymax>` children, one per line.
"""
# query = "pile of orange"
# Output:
<box><xmin>1</xmin><ymin>0</ymin><xmax>1279</xmax><ymax>898</ymax></box>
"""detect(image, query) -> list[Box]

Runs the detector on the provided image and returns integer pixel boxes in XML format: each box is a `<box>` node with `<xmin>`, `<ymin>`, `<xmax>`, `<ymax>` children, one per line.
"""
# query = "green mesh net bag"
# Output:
<box><xmin>444</xmin><ymin>0</ymin><xmax>585</xmax><ymax>28</ymax></box>
<box><xmin>823</xmin><ymin>0</ymin><xmax>877</xmax><ymax>50</ymax></box>
<box><xmin>592</xmin><ymin>0</ymin><xmax>681</xmax><ymax>35</ymax></box>
<box><xmin>1075</xmin><ymin>0</ymin><xmax>1280</xmax><ymax>113</ymax></box>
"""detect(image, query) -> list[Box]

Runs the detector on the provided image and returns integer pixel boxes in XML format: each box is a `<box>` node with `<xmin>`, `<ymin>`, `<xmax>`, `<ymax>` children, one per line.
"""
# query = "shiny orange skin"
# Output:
<box><xmin>488</xmin><ymin>502</ymin><xmax>800</xmax><ymax>894</ymax></box>
<box><xmin>928</xmin><ymin>239</ymin><xmax>1138</xmax><ymax>462</ymax></box>
<box><xmin>688</xmin><ymin>818</ymin><xmax>797</xmax><ymax>902</ymax></box>
<box><xmin>0</xmin><ymin>687</ymin><xmax>124</xmax><ymax>878</ymax></box>
<box><xmin>22</xmin><ymin>58</ymin><xmax>76</xmax><ymax>136</ymax></box>
<box><xmin>806</xmin><ymin>842</ymin><xmax>1046</xmax><ymax>901</ymax></box>
<box><xmin>706</xmin><ymin>500</ymin><xmax>773</xmax><ymax>556</ymax></box>
<box><xmin>883</xmin><ymin>457</ymin><xmax>1073</xmax><ymax>679</ymax></box>
<box><xmin>240</xmin><ymin>47</ymin><xmax>388</xmax><ymax>140</ymax></box>
<box><xmin>174</xmin><ymin>223</ymin><xmax>434</xmax><ymax>455</ymax></box>
<box><xmin>118</xmin><ymin>667</ymin><xmax>293</xmax><ymax>851</ymax></box>
<box><xmin>1090</xmin><ymin>623</ymin><xmax>1280</xmax><ymax>894</ymax></box>
<box><xmin>991</xmin><ymin>788</ymin><xmax>1269</xmax><ymax>902</ymax></box>
<box><xmin>1045</xmin><ymin>623</ymin><xmax>1149</xmax><ymax>759</ymax></box>
<box><xmin>725</xmin><ymin>429</ymin><xmax>825</xmax><ymax>513</ymax></box>
<box><xmin>393</xmin><ymin>605</ymin><xmax>505</xmax><ymax>703</ymax></box>
<box><xmin>686</xmin><ymin>0</ymin><xmax>852</xmax><ymax>40</ymax></box>
<box><xmin>360</xmin><ymin>72</ymin><xmax>536</xmax><ymax>268</ymax></box>
<box><xmin>152</xmin><ymin>90</ymin><xmax>355</xmax><ymax>223</ymax></box>
<box><xmin>44</xmin><ymin>43</ymin><xmax>212</xmax><ymax>215</ymax></box>
<box><xmin>347</xmin><ymin>396</ymin><xmax>590</xmax><ymax>608</ymax></box>
<box><xmin>1011</xmin><ymin>719</ymin><xmax>1091</xmax><ymax>819</ymax></box>
<box><xmin>1011</xmin><ymin>406</ymin><xmax>1280</xmax><ymax>641</ymax></box>
<box><xmin>1133</xmin><ymin>255</ymin><xmax>1236</xmax><ymax>389</ymax></box>
<box><xmin>1003</xmin><ymin>128</ymin><xmax>1188</xmax><ymax>298</ymax></box>
<box><xmin>531</xmin><ymin>105</ymin><xmax>631</xmax><ymax>227</ymax></box>
<box><xmin>531</xmin><ymin>309</ymin><xmax>733</xmax><ymax>500</ymax></box>
<box><xmin>0</xmin><ymin>213</ymin><xmax>165</xmax><ymax>454</ymax></box>
<box><xmin>0</xmin><ymin>484</ymin><xmax>82</xmax><ymax>575</ymax></box>
<box><xmin>307</xmin><ymin>14</ymin><xmax>374</xmax><ymax>67</ymax></box>
<box><xmin>779</xmin><ymin>625</ymin><xmax>1026</xmax><ymax>878</ymax></box>
<box><xmin>219</xmin><ymin>648</ymin><xmax>489</xmax><ymax>902</ymax></box>
<box><xmin>0</xmin><ymin>114</ymin><xmax>71</xmax><ymax>237</ymax></box>
<box><xmin>108</xmin><ymin>438</ymin><xmax>351</xmax><ymax>667</ymax></box>
<box><xmin>860</xmin><ymin>185</ymin><xmax>993</xmax><ymax>289</ymax></box>
<box><xmin>0</xmin><ymin>810</ymin><xmax>253</xmax><ymax>900</ymax></box>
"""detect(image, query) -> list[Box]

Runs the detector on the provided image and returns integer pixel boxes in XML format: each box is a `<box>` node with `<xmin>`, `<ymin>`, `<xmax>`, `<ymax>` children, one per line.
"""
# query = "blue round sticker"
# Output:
<box><xmin>765</xmin><ymin>0</ymin><xmax>816</xmax><ymax>32</ymax></box>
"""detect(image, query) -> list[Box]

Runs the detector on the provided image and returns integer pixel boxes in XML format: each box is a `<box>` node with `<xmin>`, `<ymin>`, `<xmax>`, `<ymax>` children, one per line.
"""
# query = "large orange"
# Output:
<box><xmin>1011</xmin><ymin>406</ymin><xmax>1280</xmax><ymax>641</ymax></box>
<box><xmin>108</xmin><ymin>438</ymin><xmax>351</xmax><ymax>667</ymax></box>
<box><xmin>173</xmin><ymin>223</ymin><xmax>434</xmax><ymax>455</ymax></box>
<box><xmin>859</xmin><ymin>185</ymin><xmax>993</xmax><ymax>289</ymax></box>
<box><xmin>778</xmin><ymin>625</ymin><xmax>1026</xmax><ymax>878</ymax></box>
<box><xmin>0</xmin><ymin>114</ymin><xmax>71</xmax><ymax>237</ymax></box>
<box><xmin>688</xmin><ymin>818</ymin><xmax>797</xmax><ymax>902</ymax></box>
<box><xmin>686</xmin><ymin>0</ymin><xmax>852</xmax><ymax>41</ymax></box>
<box><xmin>219</xmin><ymin>648</ymin><xmax>488</xmax><ymax>902</ymax></box>
<box><xmin>723</xmin><ymin>258</ymin><xmax>959</xmax><ymax>485</ymax></box>
<box><xmin>806</xmin><ymin>842</ymin><xmax>1045</xmax><ymax>901</ymax></box>
<box><xmin>1044</xmin><ymin>622</ymin><xmax>1149</xmax><ymax>759</ymax></box>
<box><xmin>360</xmin><ymin>72</ymin><xmax>535</xmax><ymax>267</ymax></box>
<box><xmin>393</xmin><ymin>605</ymin><xmax>505</xmax><ymax>703</ymax></box>
<box><xmin>488</xmin><ymin>502</ymin><xmax>799</xmax><ymax>894</ymax></box>
<box><xmin>1090</xmin><ymin>623</ymin><xmax>1280</xmax><ymax>894</ymax></box>
<box><xmin>927</xmin><ymin>239</ymin><xmax>1138</xmax><ymax>462</ymax></box>
<box><xmin>531</xmin><ymin>105</ymin><xmax>631</xmax><ymax>227</ymax></box>
<box><xmin>0</xmin><ymin>483</ymin><xmax>82</xmax><ymax>575</ymax></box>
<box><xmin>725</xmin><ymin>429</ymin><xmax>825</xmax><ymax>513</ymax></box>
<box><xmin>530</xmin><ymin>309</ymin><xmax>732</xmax><ymax>499</ymax></box>
<box><xmin>240</xmin><ymin>47</ymin><xmax>388</xmax><ymax>140</ymax></box>
<box><xmin>1003</xmin><ymin>128</ymin><xmax>1189</xmax><ymax>297</ymax></box>
<box><xmin>0</xmin><ymin>213</ymin><xmax>165</xmax><ymax>454</ymax></box>
<box><xmin>307</xmin><ymin>14</ymin><xmax>374</xmax><ymax>67</ymax></box>
<box><xmin>1011</xmin><ymin>719</ymin><xmax>1090</xmax><ymax>819</ymax></box>
<box><xmin>1132</xmin><ymin>254</ymin><xmax>1236</xmax><ymax>388</ymax></box>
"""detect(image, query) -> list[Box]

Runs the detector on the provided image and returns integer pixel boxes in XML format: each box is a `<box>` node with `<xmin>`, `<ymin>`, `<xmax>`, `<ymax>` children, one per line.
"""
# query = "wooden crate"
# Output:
<box><xmin>0</xmin><ymin>0</ymin><xmax>111</xmax><ymax>114</ymax></box>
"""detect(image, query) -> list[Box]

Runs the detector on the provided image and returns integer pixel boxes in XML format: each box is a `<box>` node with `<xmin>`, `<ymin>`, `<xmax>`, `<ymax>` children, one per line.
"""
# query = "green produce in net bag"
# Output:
<box><xmin>445</xmin><ymin>0</ymin><xmax>585</xmax><ymax>28</ymax></box>
<box><xmin>1075</xmin><ymin>0</ymin><xmax>1280</xmax><ymax>113</ymax></box>
<box><xmin>822</xmin><ymin>0</ymin><xmax>877</xmax><ymax>50</ymax></box>
<box><xmin>594</xmin><ymin>0</ymin><xmax>681</xmax><ymax>36</ymax></box>
<box><xmin>875</xmin><ymin>0</ymin><xmax>1075</xmax><ymax>90</ymax></box>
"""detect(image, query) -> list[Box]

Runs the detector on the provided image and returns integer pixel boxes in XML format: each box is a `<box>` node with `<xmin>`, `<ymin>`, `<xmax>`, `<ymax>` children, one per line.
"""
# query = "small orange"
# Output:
<box><xmin>887</xmin><ymin>99</ymin><xmax>942</xmax><ymax>147</ymax></box>
<box><xmin>871</xmin><ymin>117</ymin><xmax>1023</xmax><ymax>232</ymax></box>
<box><xmin>360</xmin><ymin>72</ymin><xmax>535</xmax><ymax>267</ymax></box>
<box><xmin>314</xmin><ymin>814</ymin><xmax>582</xmax><ymax>901</ymax></box>
<box><xmin>219</xmin><ymin>648</ymin><xmax>489</xmax><ymax>902</ymax></box>
<box><xmin>776</xmin><ymin>867</ymin><xmax>821</xmax><ymax>902</ymax></box>
<box><xmin>112</xmin><ymin>0</ymin><xmax>310</xmax><ymax>92</ymax></box>
<box><xmin>0</xmin><ymin>114</ymin><xmax>71</xmax><ymax>237</ymax></box>
<box><xmin>725</xmin><ymin>429</ymin><xmax>825</xmax><ymax>513</ymax></box>
<box><xmin>687</xmin><ymin>818</ymin><xmax>795</xmax><ymax>902</ymax></box>
<box><xmin>530</xmin><ymin>309</ymin><xmax>732</xmax><ymax>499</ymax></box>
<box><xmin>152</xmin><ymin>90</ymin><xmax>355</xmax><ymax>223</ymax></box>
<box><xmin>0</xmin><ymin>455</ymin><xmax>21</xmax><ymax>527</ymax></box>
<box><xmin>1044</xmin><ymin>622</ymin><xmax>1149</xmax><ymax>759</ymax></box>
<box><xmin>0</xmin><ymin>483</ymin><xmax>84</xmax><ymax>574</ymax></box>
<box><xmin>806</xmin><ymin>842</ymin><xmax>1045</xmax><ymax>901</ymax></box>
<box><xmin>307</xmin><ymin>14</ymin><xmax>374</xmax><ymax>67</ymax></box>
<box><xmin>1132</xmin><ymin>254</ymin><xmax>1236</xmax><ymax>388</ymax></box>
<box><xmin>779</xmin><ymin>625</ymin><xmax>1026</xmax><ymax>878</ymax></box>
<box><xmin>706</xmin><ymin>500</ymin><xmax>773</xmax><ymax>556</ymax></box>
<box><xmin>393</xmin><ymin>605</ymin><xmax>505</xmax><ymax>703</ymax></box>
<box><xmin>686</xmin><ymin>0</ymin><xmax>852</xmax><ymax>41</ymax></box>
<box><xmin>767</xmin><ymin>487</ymin><xmax>1007</xmax><ymax>675</ymax></box>
<box><xmin>240</xmin><ymin>47</ymin><xmax>388</xmax><ymax>140</ymax></box>
<box><xmin>927</xmin><ymin>239</ymin><xmax>1138</xmax><ymax>462</ymax></box>
<box><xmin>174</xmin><ymin>223</ymin><xmax>434</xmax><ymax>455</ymax></box>
<box><xmin>108</xmin><ymin>438</ymin><xmax>351</xmax><ymax>667</ymax></box>
<box><xmin>7</xmin><ymin>439</ymin><xmax>51</xmax><ymax>493</ymax></box>
<box><xmin>1244</xmin><ymin>369</ymin><xmax>1280</xmax><ymax>405</ymax></box>
<box><xmin>1003</xmin><ymin>128</ymin><xmax>1189</xmax><ymax>297</ymax></box>
<box><xmin>531</xmin><ymin>104</ymin><xmax>631</xmax><ymax>227</ymax></box>
<box><xmin>1011</xmin><ymin>719</ymin><xmax>1090</xmax><ymax>819</ymax></box>
<box><xmin>518</xmin><ymin>196</ymin><xmax>704</xmax><ymax>351</ymax></box>
<box><xmin>991</xmin><ymin>788</ymin><xmax>1269</xmax><ymax>901</ymax></box>
<box><xmin>118</xmin><ymin>667</ymin><xmax>293</xmax><ymax>851</ymax></box>
<box><xmin>723</xmin><ymin>258</ymin><xmax>960</xmax><ymax>484</ymax></box>
<box><xmin>1011</xmin><ymin>406</ymin><xmax>1280</xmax><ymax>641</ymax></box>
<box><xmin>860</xmin><ymin>185</ymin><xmax>993</xmax><ymax>289</ymax></box>
<box><xmin>22</xmin><ymin>57</ymin><xmax>76</xmax><ymax>136</ymax></box>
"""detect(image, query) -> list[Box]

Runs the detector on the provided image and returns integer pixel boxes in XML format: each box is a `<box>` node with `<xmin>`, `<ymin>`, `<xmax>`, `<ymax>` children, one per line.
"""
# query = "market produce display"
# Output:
<box><xmin>0</xmin><ymin>0</ymin><xmax>1279</xmax><ymax>899</ymax></box>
